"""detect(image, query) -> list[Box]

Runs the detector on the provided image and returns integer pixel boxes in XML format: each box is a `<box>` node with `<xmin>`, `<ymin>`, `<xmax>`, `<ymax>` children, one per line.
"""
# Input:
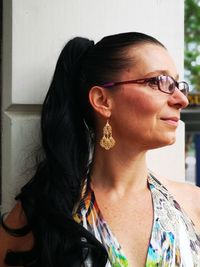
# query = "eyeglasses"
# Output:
<box><xmin>101</xmin><ymin>75</ymin><xmax>189</xmax><ymax>96</ymax></box>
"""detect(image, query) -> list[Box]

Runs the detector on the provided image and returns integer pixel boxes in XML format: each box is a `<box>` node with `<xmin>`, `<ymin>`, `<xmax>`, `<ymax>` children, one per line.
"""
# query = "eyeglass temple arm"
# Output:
<box><xmin>101</xmin><ymin>79</ymin><xmax>148</xmax><ymax>88</ymax></box>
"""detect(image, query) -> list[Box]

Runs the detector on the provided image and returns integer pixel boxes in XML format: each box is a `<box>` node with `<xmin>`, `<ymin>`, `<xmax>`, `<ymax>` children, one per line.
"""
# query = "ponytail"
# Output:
<box><xmin>5</xmin><ymin>37</ymin><xmax>107</xmax><ymax>266</ymax></box>
<box><xmin>40</xmin><ymin>37</ymin><xmax>95</xmax><ymax>212</ymax></box>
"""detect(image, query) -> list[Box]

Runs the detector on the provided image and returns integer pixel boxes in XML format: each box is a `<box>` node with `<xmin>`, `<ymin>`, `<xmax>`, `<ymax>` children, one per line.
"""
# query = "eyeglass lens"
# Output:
<box><xmin>158</xmin><ymin>76</ymin><xmax>188</xmax><ymax>96</ymax></box>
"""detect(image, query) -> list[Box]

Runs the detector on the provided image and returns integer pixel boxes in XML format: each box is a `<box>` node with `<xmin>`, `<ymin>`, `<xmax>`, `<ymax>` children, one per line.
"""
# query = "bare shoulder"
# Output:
<box><xmin>157</xmin><ymin>175</ymin><xmax>200</xmax><ymax>233</ymax></box>
<box><xmin>159</xmin><ymin>176</ymin><xmax>200</xmax><ymax>207</ymax></box>
<box><xmin>0</xmin><ymin>202</ymin><xmax>34</xmax><ymax>266</ymax></box>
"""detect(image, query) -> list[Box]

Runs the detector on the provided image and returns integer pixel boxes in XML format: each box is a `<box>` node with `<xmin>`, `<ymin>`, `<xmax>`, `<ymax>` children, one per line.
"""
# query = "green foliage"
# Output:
<box><xmin>185</xmin><ymin>0</ymin><xmax>200</xmax><ymax>91</ymax></box>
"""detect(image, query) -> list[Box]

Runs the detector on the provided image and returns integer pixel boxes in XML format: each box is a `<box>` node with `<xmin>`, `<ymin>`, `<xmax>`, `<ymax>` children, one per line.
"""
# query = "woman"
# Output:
<box><xmin>0</xmin><ymin>32</ymin><xmax>200</xmax><ymax>267</ymax></box>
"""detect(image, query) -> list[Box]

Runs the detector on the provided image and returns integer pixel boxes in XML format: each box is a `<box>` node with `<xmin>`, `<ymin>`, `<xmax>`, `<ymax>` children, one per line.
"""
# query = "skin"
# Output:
<box><xmin>0</xmin><ymin>43</ymin><xmax>200</xmax><ymax>267</ymax></box>
<box><xmin>89</xmin><ymin>43</ymin><xmax>200</xmax><ymax>266</ymax></box>
<box><xmin>89</xmin><ymin>44</ymin><xmax>189</xmax><ymax>193</ymax></box>
<box><xmin>0</xmin><ymin>202</ymin><xmax>34</xmax><ymax>267</ymax></box>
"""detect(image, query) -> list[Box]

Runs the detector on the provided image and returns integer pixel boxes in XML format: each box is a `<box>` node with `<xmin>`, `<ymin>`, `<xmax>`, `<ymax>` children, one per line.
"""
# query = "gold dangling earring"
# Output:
<box><xmin>100</xmin><ymin>120</ymin><xmax>115</xmax><ymax>150</ymax></box>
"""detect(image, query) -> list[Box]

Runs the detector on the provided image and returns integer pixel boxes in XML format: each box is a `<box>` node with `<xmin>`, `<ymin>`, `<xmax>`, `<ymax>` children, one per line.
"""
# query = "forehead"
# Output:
<box><xmin>125</xmin><ymin>43</ymin><xmax>178</xmax><ymax>79</ymax></box>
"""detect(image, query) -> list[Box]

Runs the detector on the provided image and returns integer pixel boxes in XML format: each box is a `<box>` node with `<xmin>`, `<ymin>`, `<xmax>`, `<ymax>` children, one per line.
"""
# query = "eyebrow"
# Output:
<box><xmin>143</xmin><ymin>70</ymin><xmax>179</xmax><ymax>80</ymax></box>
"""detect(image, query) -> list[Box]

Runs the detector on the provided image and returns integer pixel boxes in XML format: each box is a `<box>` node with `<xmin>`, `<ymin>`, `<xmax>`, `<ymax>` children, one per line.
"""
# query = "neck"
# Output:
<box><xmin>90</xmin><ymin>144</ymin><xmax>149</xmax><ymax>196</ymax></box>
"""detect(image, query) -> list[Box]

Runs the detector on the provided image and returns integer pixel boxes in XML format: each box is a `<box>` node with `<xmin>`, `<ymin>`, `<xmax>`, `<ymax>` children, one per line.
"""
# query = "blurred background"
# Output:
<box><xmin>183</xmin><ymin>0</ymin><xmax>200</xmax><ymax>186</ymax></box>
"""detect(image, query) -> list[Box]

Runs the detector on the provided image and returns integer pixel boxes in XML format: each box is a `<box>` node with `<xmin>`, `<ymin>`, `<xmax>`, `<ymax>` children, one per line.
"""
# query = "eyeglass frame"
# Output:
<box><xmin>100</xmin><ymin>75</ymin><xmax>189</xmax><ymax>96</ymax></box>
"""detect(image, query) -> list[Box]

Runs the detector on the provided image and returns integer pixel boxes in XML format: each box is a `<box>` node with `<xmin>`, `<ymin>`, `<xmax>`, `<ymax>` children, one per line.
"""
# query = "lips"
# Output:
<box><xmin>161</xmin><ymin>117</ymin><xmax>179</xmax><ymax>122</ymax></box>
<box><xmin>160</xmin><ymin>117</ymin><xmax>180</xmax><ymax>126</ymax></box>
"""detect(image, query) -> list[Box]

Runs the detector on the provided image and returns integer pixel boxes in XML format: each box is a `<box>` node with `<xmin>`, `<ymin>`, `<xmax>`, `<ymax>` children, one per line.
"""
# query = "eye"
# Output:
<box><xmin>147</xmin><ymin>77</ymin><xmax>158</xmax><ymax>87</ymax></box>
<box><xmin>168</xmin><ymin>83</ymin><xmax>176</xmax><ymax>92</ymax></box>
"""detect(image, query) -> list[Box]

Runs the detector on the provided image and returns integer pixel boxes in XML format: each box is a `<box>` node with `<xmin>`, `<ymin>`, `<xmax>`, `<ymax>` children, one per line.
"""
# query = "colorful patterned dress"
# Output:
<box><xmin>73</xmin><ymin>174</ymin><xmax>200</xmax><ymax>266</ymax></box>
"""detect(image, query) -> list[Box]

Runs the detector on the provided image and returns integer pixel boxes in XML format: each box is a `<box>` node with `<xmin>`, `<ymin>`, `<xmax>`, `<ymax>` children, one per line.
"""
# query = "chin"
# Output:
<box><xmin>168</xmin><ymin>137</ymin><xmax>176</xmax><ymax>145</ymax></box>
<box><xmin>164</xmin><ymin>136</ymin><xmax>177</xmax><ymax>147</ymax></box>
<box><xmin>148</xmin><ymin>135</ymin><xmax>176</xmax><ymax>150</ymax></box>
<box><xmin>166</xmin><ymin>132</ymin><xmax>177</xmax><ymax>145</ymax></box>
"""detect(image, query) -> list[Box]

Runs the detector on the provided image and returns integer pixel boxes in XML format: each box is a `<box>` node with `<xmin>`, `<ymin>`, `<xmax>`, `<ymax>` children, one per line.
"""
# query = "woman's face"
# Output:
<box><xmin>110</xmin><ymin>43</ymin><xmax>189</xmax><ymax>150</ymax></box>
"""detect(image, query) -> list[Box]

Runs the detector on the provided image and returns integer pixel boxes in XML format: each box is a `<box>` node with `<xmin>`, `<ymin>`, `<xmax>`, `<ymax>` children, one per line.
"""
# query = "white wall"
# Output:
<box><xmin>2</xmin><ymin>0</ymin><xmax>185</xmax><ymax>211</ymax></box>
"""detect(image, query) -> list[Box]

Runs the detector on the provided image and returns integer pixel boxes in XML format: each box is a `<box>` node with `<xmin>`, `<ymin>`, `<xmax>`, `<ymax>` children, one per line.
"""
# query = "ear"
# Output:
<box><xmin>89</xmin><ymin>86</ymin><xmax>112</xmax><ymax>118</ymax></box>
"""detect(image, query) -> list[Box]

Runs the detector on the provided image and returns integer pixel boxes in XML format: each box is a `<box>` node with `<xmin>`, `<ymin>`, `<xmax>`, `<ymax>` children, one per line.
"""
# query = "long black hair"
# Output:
<box><xmin>3</xmin><ymin>32</ymin><xmax>164</xmax><ymax>266</ymax></box>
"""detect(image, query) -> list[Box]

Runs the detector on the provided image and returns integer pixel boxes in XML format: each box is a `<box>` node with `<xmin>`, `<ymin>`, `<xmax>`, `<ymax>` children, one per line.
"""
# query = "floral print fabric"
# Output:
<box><xmin>73</xmin><ymin>174</ymin><xmax>200</xmax><ymax>266</ymax></box>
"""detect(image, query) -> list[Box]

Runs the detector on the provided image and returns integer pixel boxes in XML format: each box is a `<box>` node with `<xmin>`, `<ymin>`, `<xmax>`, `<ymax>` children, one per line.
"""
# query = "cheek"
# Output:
<box><xmin>112</xmin><ymin>90</ymin><xmax>167</xmax><ymax>141</ymax></box>
<box><xmin>112</xmin><ymin>90</ymin><xmax>176</xmax><ymax>149</ymax></box>
<box><xmin>116</xmin><ymin>91</ymin><xmax>161</xmax><ymax>123</ymax></box>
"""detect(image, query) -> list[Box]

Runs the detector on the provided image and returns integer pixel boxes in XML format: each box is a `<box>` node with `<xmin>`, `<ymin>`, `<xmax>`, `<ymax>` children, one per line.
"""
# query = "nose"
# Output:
<box><xmin>168</xmin><ymin>88</ymin><xmax>189</xmax><ymax>109</ymax></box>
